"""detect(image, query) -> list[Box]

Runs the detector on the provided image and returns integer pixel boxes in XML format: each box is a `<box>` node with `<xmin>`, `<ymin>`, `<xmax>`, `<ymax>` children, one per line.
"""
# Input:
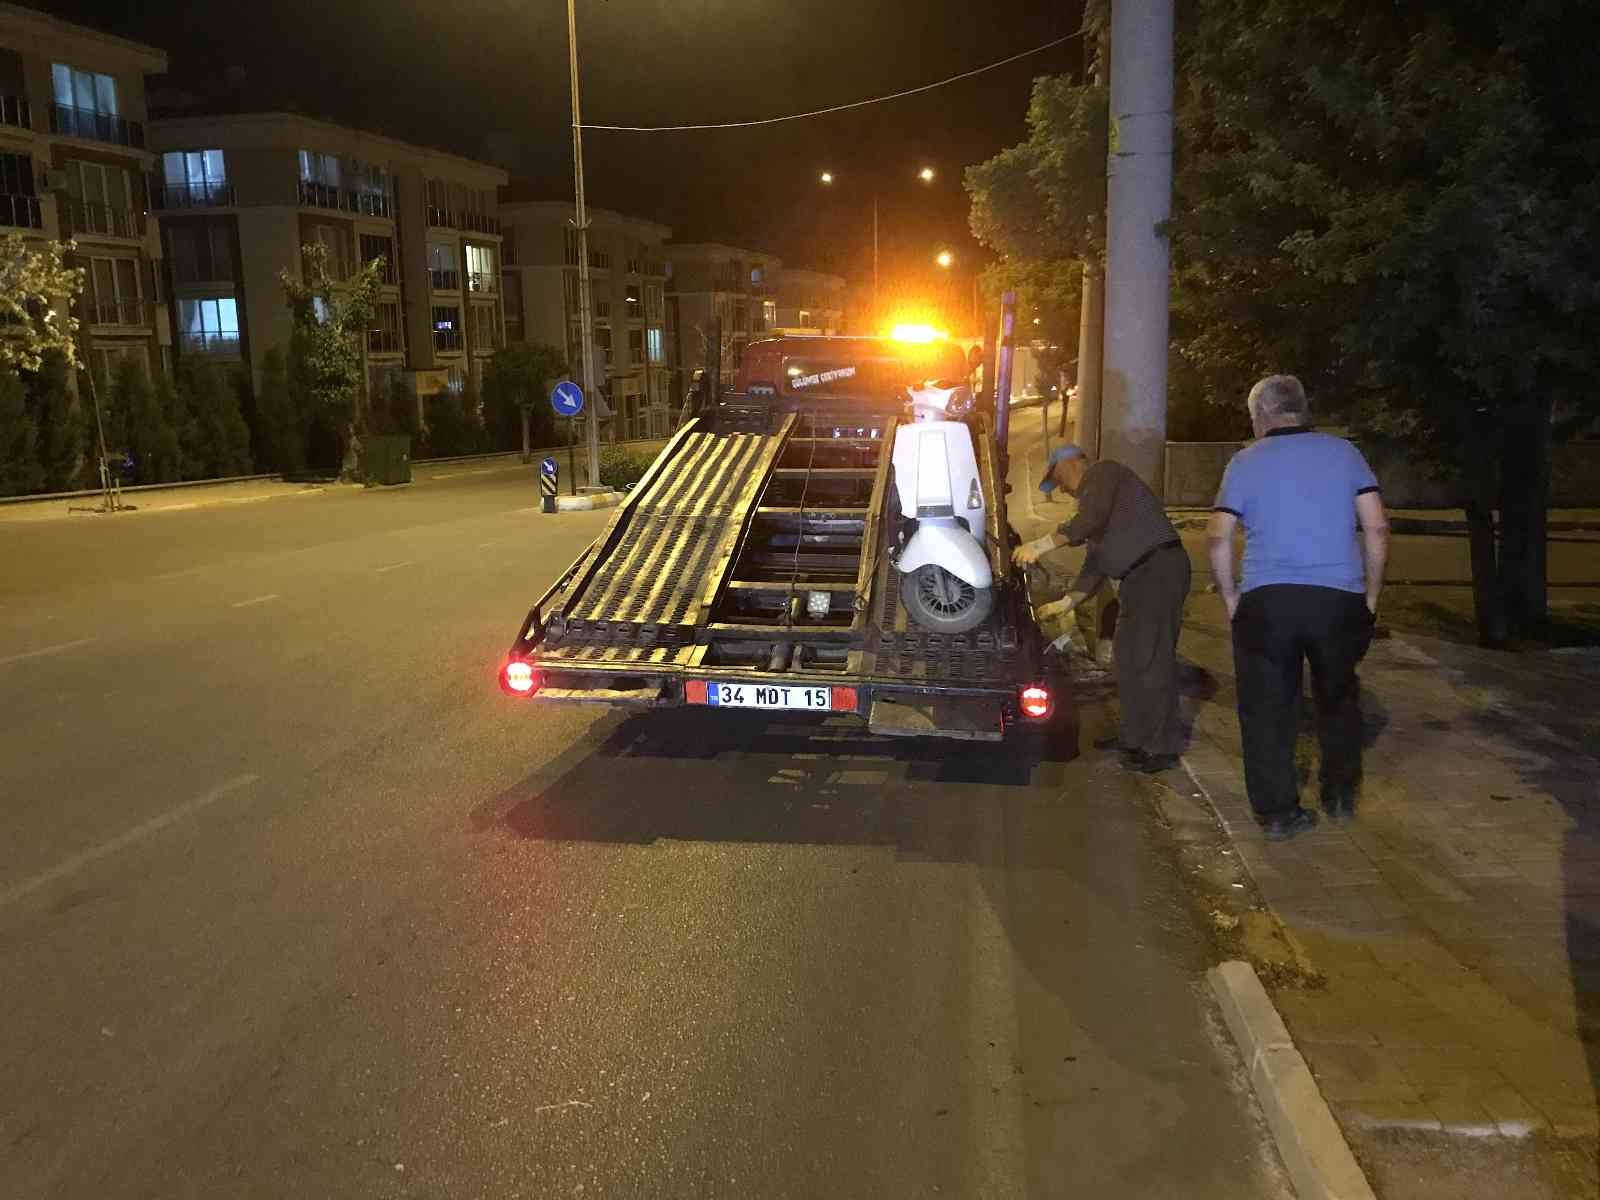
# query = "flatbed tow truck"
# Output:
<box><xmin>497</xmin><ymin>324</ymin><xmax>1066</xmax><ymax>745</ymax></box>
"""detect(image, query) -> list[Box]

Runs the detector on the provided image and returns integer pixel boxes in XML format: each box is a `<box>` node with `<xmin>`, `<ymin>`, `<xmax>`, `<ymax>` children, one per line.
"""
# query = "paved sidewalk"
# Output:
<box><xmin>1177</xmin><ymin>596</ymin><xmax>1600</xmax><ymax>1195</ymax></box>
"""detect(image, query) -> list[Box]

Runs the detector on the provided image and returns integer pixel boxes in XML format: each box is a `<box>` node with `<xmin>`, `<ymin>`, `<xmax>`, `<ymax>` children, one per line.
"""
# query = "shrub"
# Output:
<box><xmin>597</xmin><ymin>445</ymin><xmax>656</xmax><ymax>489</ymax></box>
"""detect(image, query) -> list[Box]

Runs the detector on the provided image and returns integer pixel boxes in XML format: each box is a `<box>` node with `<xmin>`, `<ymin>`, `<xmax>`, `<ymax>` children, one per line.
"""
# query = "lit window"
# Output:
<box><xmin>646</xmin><ymin>329</ymin><xmax>663</xmax><ymax>364</ymax></box>
<box><xmin>52</xmin><ymin>64</ymin><xmax>119</xmax><ymax>115</ymax></box>
<box><xmin>297</xmin><ymin>150</ymin><xmax>340</xmax><ymax>188</ymax></box>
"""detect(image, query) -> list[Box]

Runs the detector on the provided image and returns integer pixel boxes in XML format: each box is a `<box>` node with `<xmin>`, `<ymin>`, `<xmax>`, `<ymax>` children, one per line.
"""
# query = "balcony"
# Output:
<box><xmin>152</xmin><ymin>181</ymin><xmax>235</xmax><ymax>209</ymax></box>
<box><xmin>86</xmin><ymin>298</ymin><xmax>151</xmax><ymax>327</ymax></box>
<box><xmin>426</xmin><ymin>204</ymin><xmax>454</xmax><ymax>229</ymax></box>
<box><xmin>432</xmin><ymin>328</ymin><xmax>463</xmax><ymax>352</ymax></box>
<box><xmin>62</xmin><ymin>200</ymin><xmax>146</xmax><ymax>240</ymax></box>
<box><xmin>49</xmin><ymin>103</ymin><xmax>144</xmax><ymax>149</ymax></box>
<box><xmin>1</xmin><ymin>193</ymin><xmax>42</xmax><ymax>230</ymax></box>
<box><xmin>430</xmin><ymin>267</ymin><xmax>461</xmax><ymax>290</ymax></box>
<box><xmin>644</xmin><ymin>260</ymin><xmax>665</xmax><ymax>277</ymax></box>
<box><xmin>298</xmin><ymin>179</ymin><xmax>342</xmax><ymax>210</ymax></box>
<box><xmin>179</xmin><ymin>331</ymin><xmax>241</xmax><ymax>355</ymax></box>
<box><xmin>350</xmin><ymin>191</ymin><xmax>392</xmax><ymax>219</ymax></box>
<box><xmin>1</xmin><ymin>95</ymin><xmax>30</xmax><ymax>130</ymax></box>
<box><xmin>459</xmin><ymin>210</ymin><xmax>500</xmax><ymax>235</ymax></box>
<box><xmin>368</xmin><ymin>329</ymin><xmax>402</xmax><ymax>354</ymax></box>
<box><xmin>466</xmin><ymin>271</ymin><xmax>496</xmax><ymax>294</ymax></box>
<box><xmin>310</xmin><ymin>256</ymin><xmax>359</xmax><ymax>282</ymax></box>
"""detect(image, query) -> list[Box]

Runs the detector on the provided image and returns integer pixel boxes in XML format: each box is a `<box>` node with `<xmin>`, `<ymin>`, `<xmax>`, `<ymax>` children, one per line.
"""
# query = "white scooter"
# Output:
<box><xmin>890</xmin><ymin>380</ymin><xmax>995</xmax><ymax>634</ymax></box>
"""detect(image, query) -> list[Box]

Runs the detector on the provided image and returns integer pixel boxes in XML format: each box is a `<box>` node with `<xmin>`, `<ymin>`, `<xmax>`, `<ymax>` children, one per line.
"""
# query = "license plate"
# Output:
<box><xmin>693</xmin><ymin>681</ymin><xmax>833</xmax><ymax>711</ymax></box>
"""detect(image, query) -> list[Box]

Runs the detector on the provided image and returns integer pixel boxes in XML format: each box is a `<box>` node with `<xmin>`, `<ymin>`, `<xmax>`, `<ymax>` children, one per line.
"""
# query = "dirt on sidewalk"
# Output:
<box><xmin>1178</xmin><ymin>591</ymin><xmax>1600</xmax><ymax>1198</ymax></box>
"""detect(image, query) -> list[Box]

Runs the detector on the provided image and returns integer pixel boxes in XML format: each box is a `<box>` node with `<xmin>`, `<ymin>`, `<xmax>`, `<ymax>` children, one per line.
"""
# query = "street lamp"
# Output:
<box><xmin>819</xmin><ymin>166</ymin><xmax>940</xmax><ymax>312</ymax></box>
<box><xmin>565</xmin><ymin>0</ymin><xmax>600</xmax><ymax>490</ymax></box>
<box><xmin>935</xmin><ymin>250</ymin><xmax>954</xmax><ymax>269</ymax></box>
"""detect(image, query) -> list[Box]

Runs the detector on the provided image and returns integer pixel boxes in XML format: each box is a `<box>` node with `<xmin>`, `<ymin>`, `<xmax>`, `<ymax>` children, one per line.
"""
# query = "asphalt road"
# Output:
<box><xmin>0</xmin><ymin>462</ymin><xmax>1286</xmax><ymax>1198</ymax></box>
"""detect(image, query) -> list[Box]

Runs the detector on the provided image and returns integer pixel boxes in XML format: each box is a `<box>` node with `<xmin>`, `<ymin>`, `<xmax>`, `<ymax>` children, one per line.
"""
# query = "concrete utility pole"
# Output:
<box><xmin>566</xmin><ymin>0</ymin><xmax>601</xmax><ymax>489</ymax></box>
<box><xmin>1100</xmin><ymin>0</ymin><xmax>1174</xmax><ymax>494</ymax></box>
<box><xmin>1071</xmin><ymin>23</ymin><xmax>1107</xmax><ymax>456</ymax></box>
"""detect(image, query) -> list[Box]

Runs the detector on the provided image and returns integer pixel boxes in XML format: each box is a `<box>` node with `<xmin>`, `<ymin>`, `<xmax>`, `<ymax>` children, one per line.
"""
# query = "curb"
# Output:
<box><xmin>553</xmin><ymin>491</ymin><xmax>622</xmax><ymax>512</ymax></box>
<box><xmin>1209</xmin><ymin>961</ymin><xmax>1376</xmax><ymax>1200</ymax></box>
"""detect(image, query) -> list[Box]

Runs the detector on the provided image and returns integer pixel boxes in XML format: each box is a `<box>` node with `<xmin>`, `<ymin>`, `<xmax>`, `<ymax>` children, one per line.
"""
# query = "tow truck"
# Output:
<box><xmin>497</xmin><ymin>315</ymin><xmax>1067</xmax><ymax>745</ymax></box>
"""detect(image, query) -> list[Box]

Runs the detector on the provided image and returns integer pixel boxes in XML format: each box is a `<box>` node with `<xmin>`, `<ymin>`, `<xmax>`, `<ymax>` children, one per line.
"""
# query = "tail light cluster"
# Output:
<box><xmin>499</xmin><ymin>659</ymin><xmax>541</xmax><ymax>697</ymax></box>
<box><xmin>1019</xmin><ymin>684</ymin><xmax>1053</xmax><ymax>721</ymax></box>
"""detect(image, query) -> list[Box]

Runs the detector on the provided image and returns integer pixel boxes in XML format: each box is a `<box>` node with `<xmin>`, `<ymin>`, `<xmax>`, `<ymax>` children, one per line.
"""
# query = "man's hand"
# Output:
<box><xmin>1223</xmin><ymin>591</ymin><xmax>1240</xmax><ymax>620</ymax></box>
<box><xmin>1012</xmin><ymin>534</ymin><xmax>1060</xmax><ymax>567</ymax></box>
<box><xmin>1365</xmin><ymin>593</ymin><xmax>1379</xmax><ymax>617</ymax></box>
<box><xmin>1036</xmin><ymin>592</ymin><xmax>1084</xmax><ymax>622</ymax></box>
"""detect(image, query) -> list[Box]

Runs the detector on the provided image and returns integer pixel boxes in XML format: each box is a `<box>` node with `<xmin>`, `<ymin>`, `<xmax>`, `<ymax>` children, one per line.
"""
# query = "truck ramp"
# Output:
<box><xmin>547</xmin><ymin>419</ymin><xmax>793</xmax><ymax>653</ymax></box>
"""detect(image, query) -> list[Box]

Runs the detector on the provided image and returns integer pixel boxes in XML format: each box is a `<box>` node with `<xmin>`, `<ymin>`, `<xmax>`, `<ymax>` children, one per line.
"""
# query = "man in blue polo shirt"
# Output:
<box><xmin>1207</xmin><ymin>375</ymin><xmax>1390</xmax><ymax>841</ymax></box>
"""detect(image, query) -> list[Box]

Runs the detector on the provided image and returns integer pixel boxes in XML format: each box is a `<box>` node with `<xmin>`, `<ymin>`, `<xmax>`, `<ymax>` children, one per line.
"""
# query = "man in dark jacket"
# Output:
<box><xmin>1015</xmin><ymin>445</ymin><xmax>1191</xmax><ymax>772</ymax></box>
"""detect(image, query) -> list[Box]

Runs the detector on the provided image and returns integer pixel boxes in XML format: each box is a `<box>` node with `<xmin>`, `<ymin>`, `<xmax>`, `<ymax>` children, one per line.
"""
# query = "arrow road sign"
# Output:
<box><xmin>550</xmin><ymin>380</ymin><xmax>585</xmax><ymax>417</ymax></box>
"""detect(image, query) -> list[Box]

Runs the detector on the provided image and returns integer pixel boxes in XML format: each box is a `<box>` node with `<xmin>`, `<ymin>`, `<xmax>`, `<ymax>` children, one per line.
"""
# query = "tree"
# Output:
<box><xmin>0</xmin><ymin>368</ymin><xmax>43</xmax><ymax>497</ymax></box>
<box><xmin>482</xmin><ymin>342</ymin><xmax>567</xmax><ymax>459</ymax></box>
<box><xmin>175</xmin><ymin>360</ymin><xmax>252</xmax><ymax>478</ymax></box>
<box><xmin>25</xmin><ymin>352</ymin><xmax>81</xmax><ymax>491</ymax></box>
<box><xmin>278</xmin><ymin>243</ymin><xmax>384</xmax><ymax>476</ymax></box>
<box><xmin>253</xmin><ymin>346</ymin><xmax>304</xmax><ymax>474</ymax></box>
<box><xmin>1</xmin><ymin>233</ymin><xmax>81</xmax><ymax>374</ymax></box>
<box><xmin>110</xmin><ymin>357</ymin><xmax>180</xmax><ymax>484</ymax></box>
<box><xmin>1172</xmin><ymin>0</ymin><xmax>1600</xmax><ymax>645</ymax></box>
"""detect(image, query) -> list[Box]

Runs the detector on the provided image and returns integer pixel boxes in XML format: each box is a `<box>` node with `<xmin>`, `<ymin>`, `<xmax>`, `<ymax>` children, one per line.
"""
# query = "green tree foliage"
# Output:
<box><xmin>110</xmin><ymin>358</ymin><xmax>180</xmax><ymax>484</ymax></box>
<box><xmin>0</xmin><ymin>234</ymin><xmax>82</xmax><ymax>374</ymax></box>
<box><xmin>175</xmin><ymin>360</ymin><xmax>253</xmax><ymax>479</ymax></box>
<box><xmin>279</xmin><ymin>243</ymin><xmax>384</xmax><ymax>474</ymax></box>
<box><xmin>26</xmin><ymin>352</ymin><xmax>81</xmax><ymax>491</ymax></box>
<box><xmin>971</xmin><ymin>0</ymin><xmax>1600</xmax><ymax>644</ymax></box>
<box><xmin>1173</xmin><ymin>0</ymin><xmax>1600</xmax><ymax>643</ymax></box>
<box><xmin>421</xmin><ymin>387</ymin><xmax>484</xmax><ymax>458</ymax></box>
<box><xmin>482</xmin><ymin>342</ymin><xmax>568</xmax><ymax>454</ymax></box>
<box><xmin>0</xmin><ymin>369</ymin><xmax>44</xmax><ymax>497</ymax></box>
<box><xmin>253</xmin><ymin>346</ymin><xmax>305</xmax><ymax>474</ymax></box>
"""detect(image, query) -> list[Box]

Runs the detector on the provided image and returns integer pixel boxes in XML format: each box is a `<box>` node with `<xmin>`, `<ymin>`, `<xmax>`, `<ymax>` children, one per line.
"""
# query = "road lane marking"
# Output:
<box><xmin>430</xmin><ymin>472</ymin><xmax>460</xmax><ymax>480</ymax></box>
<box><xmin>230</xmin><ymin>593</ymin><xmax>280</xmax><ymax>608</ymax></box>
<box><xmin>0</xmin><ymin>637</ymin><xmax>96</xmax><ymax>668</ymax></box>
<box><xmin>0</xmin><ymin>774</ymin><xmax>260</xmax><ymax>910</ymax></box>
<box><xmin>374</xmin><ymin>561</ymin><xmax>415</xmax><ymax>574</ymax></box>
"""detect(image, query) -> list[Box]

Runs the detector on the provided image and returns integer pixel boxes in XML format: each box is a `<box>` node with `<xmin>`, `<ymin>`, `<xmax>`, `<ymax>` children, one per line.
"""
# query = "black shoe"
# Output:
<box><xmin>1262</xmin><ymin>808</ymin><xmax>1319</xmax><ymax>842</ymax></box>
<box><xmin>1094</xmin><ymin>735</ymin><xmax>1130</xmax><ymax>751</ymax></box>
<box><xmin>1130</xmin><ymin>752</ymin><xmax>1180</xmax><ymax>774</ymax></box>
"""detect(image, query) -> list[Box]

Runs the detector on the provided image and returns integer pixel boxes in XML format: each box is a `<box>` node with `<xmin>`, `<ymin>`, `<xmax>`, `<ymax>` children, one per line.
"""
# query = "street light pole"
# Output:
<box><xmin>566</xmin><ymin>0</ymin><xmax>601</xmax><ymax>491</ymax></box>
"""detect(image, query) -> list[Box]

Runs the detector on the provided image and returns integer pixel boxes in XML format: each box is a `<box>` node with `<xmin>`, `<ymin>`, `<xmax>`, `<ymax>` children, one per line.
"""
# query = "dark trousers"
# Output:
<box><xmin>1115</xmin><ymin>545</ymin><xmax>1191</xmax><ymax>757</ymax></box>
<box><xmin>1231</xmin><ymin>584</ymin><xmax>1375</xmax><ymax>821</ymax></box>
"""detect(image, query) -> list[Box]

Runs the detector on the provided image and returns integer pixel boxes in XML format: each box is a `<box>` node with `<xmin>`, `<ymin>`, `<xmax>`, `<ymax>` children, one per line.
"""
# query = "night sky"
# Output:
<box><xmin>48</xmin><ymin>0</ymin><xmax>1085</xmax><ymax>290</ymax></box>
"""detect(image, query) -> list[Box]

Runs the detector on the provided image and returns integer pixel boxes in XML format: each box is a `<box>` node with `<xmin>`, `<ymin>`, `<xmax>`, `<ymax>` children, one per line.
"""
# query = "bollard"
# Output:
<box><xmin>540</xmin><ymin>457</ymin><xmax>558</xmax><ymax>513</ymax></box>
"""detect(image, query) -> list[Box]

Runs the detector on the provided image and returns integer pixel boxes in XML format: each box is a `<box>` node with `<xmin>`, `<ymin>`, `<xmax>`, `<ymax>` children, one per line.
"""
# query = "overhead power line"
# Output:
<box><xmin>581</xmin><ymin>31</ymin><xmax>1085</xmax><ymax>132</ymax></box>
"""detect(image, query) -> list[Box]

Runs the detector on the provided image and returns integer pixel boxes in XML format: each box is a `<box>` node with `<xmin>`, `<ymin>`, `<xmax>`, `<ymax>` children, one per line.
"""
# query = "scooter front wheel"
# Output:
<box><xmin>900</xmin><ymin>564</ymin><xmax>995</xmax><ymax>634</ymax></box>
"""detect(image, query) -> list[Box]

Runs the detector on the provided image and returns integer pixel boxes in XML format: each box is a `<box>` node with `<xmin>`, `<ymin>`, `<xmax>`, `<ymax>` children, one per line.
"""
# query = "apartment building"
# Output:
<box><xmin>663</xmin><ymin>242</ymin><xmax>782</xmax><ymax>403</ymax></box>
<box><xmin>769</xmin><ymin>268</ymin><xmax>847</xmax><ymax>335</ymax></box>
<box><xmin>500</xmin><ymin>200</ymin><xmax>671</xmax><ymax>440</ymax></box>
<box><xmin>147</xmin><ymin>112</ymin><xmax>507</xmax><ymax>411</ymax></box>
<box><xmin>0</xmin><ymin>4</ymin><xmax>171</xmax><ymax>380</ymax></box>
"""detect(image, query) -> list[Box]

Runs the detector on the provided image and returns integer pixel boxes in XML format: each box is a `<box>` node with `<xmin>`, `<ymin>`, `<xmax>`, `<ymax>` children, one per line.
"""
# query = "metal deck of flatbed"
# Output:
<box><xmin>511</xmin><ymin>407</ymin><xmax>1040</xmax><ymax>723</ymax></box>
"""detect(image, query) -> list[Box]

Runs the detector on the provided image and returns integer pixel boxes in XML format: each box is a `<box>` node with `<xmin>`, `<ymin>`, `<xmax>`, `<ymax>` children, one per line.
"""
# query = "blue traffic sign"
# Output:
<box><xmin>550</xmin><ymin>380</ymin><xmax>585</xmax><ymax>417</ymax></box>
<box><xmin>539</xmin><ymin>457</ymin><xmax>558</xmax><ymax>476</ymax></box>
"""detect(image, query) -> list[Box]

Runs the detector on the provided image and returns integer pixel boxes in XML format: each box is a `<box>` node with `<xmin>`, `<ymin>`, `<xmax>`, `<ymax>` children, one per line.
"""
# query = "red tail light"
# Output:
<box><xmin>1020</xmin><ymin>684</ymin><xmax>1053</xmax><ymax>720</ymax></box>
<box><xmin>500</xmin><ymin>659</ymin><xmax>539</xmax><ymax>696</ymax></box>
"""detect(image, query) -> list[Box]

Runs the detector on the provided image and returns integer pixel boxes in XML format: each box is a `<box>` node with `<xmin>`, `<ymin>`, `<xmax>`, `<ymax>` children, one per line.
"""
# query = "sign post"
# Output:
<box><xmin>550</xmin><ymin>381</ymin><xmax>585</xmax><ymax>493</ymax></box>
<box><xmin>539</xmin><ymin>457</ymin><xmax>559</xmax><ymax>513</ymax></box>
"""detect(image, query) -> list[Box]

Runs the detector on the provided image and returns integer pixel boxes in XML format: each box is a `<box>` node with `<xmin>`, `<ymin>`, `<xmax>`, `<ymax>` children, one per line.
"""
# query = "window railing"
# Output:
<box><xmin>50</xmin><ymin>103</ymin><xmax>144</xmax><ymax>148</ymax></box>
<box><xmin>368</xmin><ymin>328</ymin><xmax>402</xmax><ymax>354</ymax></box>
<box><xmin>350</xmin><ymin>191</ymin><xmax>392</xmax><ymax>218</ymax></box>
<box><xmin>312</xmin><ymin>255</ymin><xmax>359</xmax><ymax>282</ymax></box>
<box><xmin>426</xmin><ymin>204</ymin><xmax>454</xmax><ymax>228</ymax></box>
<box><xmin>86</xmin><ymin>298</ymin><xmax>151</xmax><ymax>327</ymax></box>
<box><xmin>1</xmin><ymin>95</ymin><xmax>30</xmax><ymax>130</ymax></box>
<box><xmin>430</xmin><ymin>267</ymin><xmax>460</xmax><ymax>290</ymax></box>
<box><xmin>179</xmin><ymin>331</ymin><xmax>241</xmax><ymax>355</ymax></box>
<box><xmin>466</xmin><ymin>271</ymin><xmax>496</xmax><ymax>293</ymax></box>
<box><xmin>432</xmin><ymin>328</ymin><xmax>463</xmax><ymax>351</ymax></box>
<box><xmin>1</xmin><ymin>193</ymin><xmax>42</xmax><ymax>230</ymax></box>
<box><xmin>644</xmin><ymin>260</ymin><xmax>665</xmax><ymax>277</ymax></box>
<box><xmin>152</xmin><ymin>181</ymin><xmax>235</xmax><ymax>209</ymax></box>
<box><xmin>298</xmin><ymin>179</ymin><xmax>341</xmax><ymax>209</ymax></box>
<box><xmin>459</xmin><ymin>211</ymin><xmax>499</xmax><ymax>235</ymax></box>
<box><xmin>62</xmin><ymin>200</ymin><xmax>146</xmax><ymax>239</ymax></box>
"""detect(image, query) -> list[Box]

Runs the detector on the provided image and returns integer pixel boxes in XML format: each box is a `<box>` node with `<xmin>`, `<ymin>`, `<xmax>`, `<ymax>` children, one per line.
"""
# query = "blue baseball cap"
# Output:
<box><xmin>1038</xmin><ymin>444</ymin><xmax>1086</xmax><ymax>494</ymax></box>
